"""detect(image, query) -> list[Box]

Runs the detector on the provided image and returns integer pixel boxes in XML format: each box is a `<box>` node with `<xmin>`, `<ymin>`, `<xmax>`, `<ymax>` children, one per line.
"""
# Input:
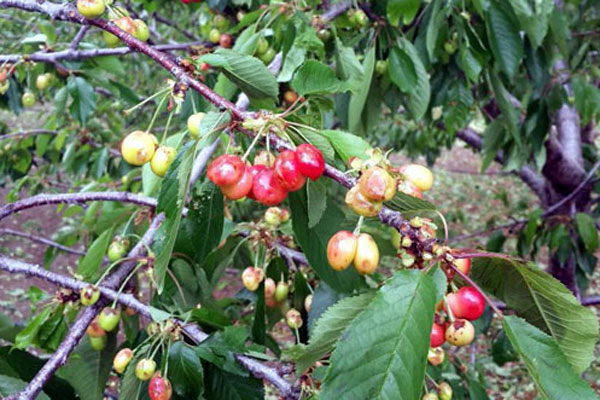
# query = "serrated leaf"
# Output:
<box><xmin>397</xmin><ymin>38</ymin><xmax>430</xmax><ymax>119</ymax></box>
<box><xmin>289</xmin><ymin>190</ymin><xmax>364</xmax><ymax>293</ymax></box>
<box><xmin>348</xmin><ymin>46</ymin><xmax>375</xmax><ymax>135</ymax></box>
<box><xmin>471</xmin><ymin>257</ymin><xmax>599</xmax><ymax>373</ymax></box>
<box><xmin>200</xmin><ymin>49</ymin><xmax>278</xmax><ymax>99</ymax></box>
<box><xmin>77</xmin><ymin>227</ymin><xmax>113</xmax><ymax>281</ymax></box>
<box><xmin>426</xmin><ymin>0</ymin><xmax>444</xmax><ymax>59</ymax></box>
<box><xmin>168</xmin><ymin>342</ymin><xmax>204</xmax><ymax>399</ymax></box>
<box><xmin>14</xmin><ymin>307</ymin><xmax>52</xmax><ymax>350</ymax></box>
<box><xmin>59</xmin><ymin>333</ymin><xmax>116</xmax><ymax>400</ymax></box>
<box><xmin>307</xmin><ymin>180</ymin><xmax>327</xmax><ymax>229</ymax></box>
<box><xmin>321</xmin><ymin>270</ymin><xmax>439</xmax><ymax>399</ymax></box>
<box><xmin>389</xmin><ymin>47</ymin><xmax>417</xmax><ymax>94</ymax></box>
<box><xmin>334</xmin><ymin>38</ymin><xmax>363</xmax><ymax>85</ymax></box>
<box><xmin>575</xmin><ymin>213</ymin><xmax>599</xmax><ymax>253</ymax></box>
<box><xmin>387</xmin><ymin>0</ymin><xmax>422</xmax><ymax>26</ymax></box>
<box><xmin>295</xmin><ymin>292</ymin><xmax>376</xmax><ymax>373</ymax></box>
<box><xmin>176</xmin><ymin>182</ymin><xmax>224</xmax><ymax>264</ymax></box>
<box><xmin>386</xmin><ymin>191</ymin><xmax>437</xmax><ymax>213</ymax></box>
<box><xmin>508</xmin><ymin>0</ymin><xmax>553</xmax><ymax>49</ymax></box>
<box><xmin>292</xmin><ymin>60</ymin><xmax>351</xmax><ymax>97</ymax></box>
<box><xmin>66</xmin><ymin>76</ymin><xmax>96</xmax><ymax>125</ymax></box>
<box><xmin>503</xmin><ymin>315</ymin><xmax>596</xmax><ymax>399</ymax></box>
<box><xmin>277</xmin><ymin>44</ymin><xmax>306</xmax><ymax>83</ymax></box>
<box><xmin>154</xmin><ymin>142</ymin><xmax>196</xmax><ymax>293</ymax></box>
<box><xmin>204</xmin><ymin>364</ymin><xmax>264</xmax><ymax>400</ymax></box>
<box><xmin>488</xmin><ymin>71</ymin><xmax>520</xmax><ymax>145</ymax></box>
<box><xmin>486</xmin><ymin>0</ymin><xmax>523</xmax><ymax>79</ymax></box>
<box><xmin>319</xmin><ymin>129</ymin><xmax>371</xmax><ymax>162</ymax></box>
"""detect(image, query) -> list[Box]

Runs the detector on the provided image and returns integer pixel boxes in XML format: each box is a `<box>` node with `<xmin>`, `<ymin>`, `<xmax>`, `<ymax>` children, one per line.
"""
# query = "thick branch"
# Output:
<box><xmin>0</xmin><ymin>228</ymin><xmax>85</xmax><ymax>256</ymax></box>
<box><xmin>0</xmin><ymin>191</ymin><xmax>157</xmax><ymax>222</ymax></box>
<box><xmin>322</xmin><ymin>1</ymin><xmax>351</xmax><ymax>21</ymax></box>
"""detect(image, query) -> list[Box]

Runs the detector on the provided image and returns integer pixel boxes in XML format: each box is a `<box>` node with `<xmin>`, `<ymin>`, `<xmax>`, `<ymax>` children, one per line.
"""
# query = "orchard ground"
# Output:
<box><xmin>1</xmin><ymin>111</ymin><xmax>599</xmax><ymax>398</ymax></box>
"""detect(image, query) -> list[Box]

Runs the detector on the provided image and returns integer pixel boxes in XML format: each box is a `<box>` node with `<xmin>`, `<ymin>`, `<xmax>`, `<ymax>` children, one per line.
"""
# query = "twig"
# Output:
<box><xmin>69</xmin><ymin>25</ymin><xmax>90</xmax><ymax>50</ymax></box>
<box><xmin>322</xmin><ymin>1</ymin><xmax>351</xmax><ymax>22</ymax></box>
<box><xmin>543</xmin><ymin>160</ymin><xmax>600</xmax><ymax>216</ymax></box>
<box><xmin>0</xmin><ymin>129</ymin><xmax>56</xmax><ymax>141</ymax></box>
<box><xmin>0</xmin><ymin>228</ymin><xmax>85</xmax><ymax>256</ymax></box>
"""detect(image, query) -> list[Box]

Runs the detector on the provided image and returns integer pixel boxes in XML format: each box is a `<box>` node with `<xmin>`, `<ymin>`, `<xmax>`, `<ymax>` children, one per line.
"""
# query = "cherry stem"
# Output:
<box><xmin>160</xmin><ymin>109</ymin><xmax>174</xmax><ymax>144</ymax></box>
<box><xmin>353</xmin><ymin>216</ymin><xmax>364</xmax><ymax>236</ymax></box>
<box><xmin>448</xmin><ymin>263</ymin><xmax>504</xmax><ymax>318</ymax></box>
<box><xmin>146</xmin><ymin>93</ymin><xmax>169</xmax><ymax>134</ymax></box>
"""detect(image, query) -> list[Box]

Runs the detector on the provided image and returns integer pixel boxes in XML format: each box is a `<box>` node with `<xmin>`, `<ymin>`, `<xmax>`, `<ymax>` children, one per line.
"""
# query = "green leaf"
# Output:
<box><xmin>334</xmin><ymin>38</ymin><xmax>364</xmax><ymax>86</ymax></box>
<box><xmin>426</xmin><ymin>0</ymin><xmax>444</xmax><ymax>59</ymax></box>
<box><xmin>295</xmin><ymin>292</ymin><xmax>376</xmax><ymax>373</ymax></box>
<box><xmin>389</xmin><ymin>47</ymin><xmax>417</xmax><ymax>94</ymax></box>
<box><xmin>14</xmin><ymin>307</ymin><xmax>52</xmax><ymax>350</ymax></box>
<box><xmin>154</xmin><ymin>142</ymin><xmax>196</xmax><ymax>293</ymax></box>
<box><xmin>291</xmin><ymin>128</ymin><xmax>335</xmax><ymax>164</ymax></box>
<box><xmin>486</xmin><ymin>0</ymin><xmax>523</xmax><ymax>79</ymax></box>
<box><xmin>168</xmin><ymin>342</ymin><xmax>204</xmax><ymax>399</ymax></box>
<box><xmin>387</xmin><ymin>0</ymin><xmax>422</xmax><ymax>26</ymax></box>
<box><xmin>77</xmin><ymin>227</ymin><xmax>113</xmax><ymax>281</ymax></box>
<box><xmin>289</xmin><ymin>190</ymin><xmax>364</xmax><ymax>293</ymax></box>
<box><xmin>386</xmin><ymin>191</ymin><xmax>437</xmax><ymax>214</ymax></box>
<box><xmin>471</xmin><ymin>257</ymin><xmax>599</xmax><ymax>373</ymax></box>
<box><xmin>0</xmin><ymin>375</ymin><xmax>50</xmax><ymax>400</ymax></box>
<box><xmin>292</xmin><ymin>60</ymin><xmax>351</xmax><ymax>97</ymax></box>
<box><xmin>307</xmin><ymin>179</ymin><xmax>327</xmax><ymax>229</ymax></box>
<box><xmin>572</xmin><ymin>76</ymin><xmax>600</xmax><ymax>126</ymax></box>
<box><xmin>59</xmin><ymin>333</ymin><xmax>117</xmax><ymax>400</ymax></box>
<box><xmin>348</xmin><ymin>46</ymin><xmax>375</xmax><ymax>135</ymax></box>
<box><xmin>508</xmin><ymin>0</ymin><xmax>553</xmax><ymax>49</ymax></box>
<box><xmin>142</xmin><ymin>132</ymin><xmax>186</xmax><ymax>197</ymax></box>
<box><xmin>319</xmin><ymin>129</ymin><xmax>371</xmax><ymax>163</ymax></box>
<box><xmin>66</xmin><ymin>76</ymin><xmax>96</xmax><ymax>126</ymax></box>
<box><xmin>277</xmin><ymin>44</ymin><xmax>306</xmax><ymax>83</ymax></box>
<box><xmin>204</xmin><ymin>364</ymin><xmax>264</xmax><ymax>400</ymax></box>
<box><xmin>503</xmin><ymin>316</ymin><xmax>597</xmax><ymax>399</ymax></box>
<box><xmin>176</xmin><ymin>182</ymin><xmax>224</xmax><ymax>264</ymax></box>
<box><xmin>488</xmin><ymin>71</ymin><xmax>520</xmax><ymax>145</ymax></box>
<box><xmin>397</xmin><ymin>38</ymin><xmax>431</xmax><ymax>119</ymax></box>
<box><xmin>574</xmin><ymin>213</ymin><xmax>598</xmax><ymax>253</ymax></box>
<box><xmin>321</xmin><ymin>270</ymin><xmax>440</xmax><ymax>399</ymax></box>
<box><xmin>200</xmin><ymin>49</ymin><xmax>278</xmax><ymax>99</ymax></box>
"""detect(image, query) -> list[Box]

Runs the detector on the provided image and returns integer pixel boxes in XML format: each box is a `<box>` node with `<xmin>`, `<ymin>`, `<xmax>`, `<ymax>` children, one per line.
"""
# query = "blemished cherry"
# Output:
<box><xmin>80</xmin><ymin>285</ymin><xmax>100</xmax><ymax>306</ymax></box>
<box><xmin>209</xmin><ymin>28</ymin><xmax>221</xmax><ymax>44</ymax></box>
<box><xmin>264</xmin><ymin>206</ymin><xmax>289</xmax><ymax>227</ymax></box>
<box><xmin>21</xmin><ymin>92</ymin><xmax>35</xmax><ymax>107</ymax></box>
<box><xmin>150</xmin><ymin>146</ymin><xmax>176</xmax><ymax>177</ymax></box>
<box><xmin>221</xmin><ymin>165</ymin><xmax>253</xmax><ymax>200</ymax></box>
<box><xmin>219</xmin><ymin>34</ymin><xmax>233</xmax><ymax>48</ymax></box>
<box><xmin>273</xmin><ymin>150</ymin><xmax>306</xmax><ymax>192</ymax></box>
<box><xmin>353</xmin><ymin>233</ymin><xmax>379</xmax><ymax>274</ymax></box>
<box><xmin>286</xmin><ymin>308</ymin><xmax>303</xmax><ymax>329</ymax></box>
<box><xmin>97</xmin><ymin>307</ymin><xmax>121</xmax><ymax>332</ymax></box>
<box><xmin>447</xmin><ymin>287</ymin><xmax>485</xmax><ymax>321</ymax></box>
<box><xmin>135</xmin><ymin>358</ymin><xmax>157</xmax><ymax>381</ymax></box>
<box><xmin>283</xmin><ymin>90</ymin><xmax>298</xmax><ymax>104</ymax></box>
<box><xmin>133</xmin><ymin>19</ymin><xmax>150</xmax><ymax>42</ymax></box>
<box><xmin>121</xmin><ymin>130</ymin><xmax>158</xmax><ymax>166</ymax></box>
<box><xmin>187</xmin><ymin>112</ymin><xmax>205</xmax><ymax>138</ymax></box>
<box><xmin>89</xmin><ymin>335</ymin><xmax>107</xmax><ymax>350</ymax></box>
<box><xmin>207</xmin><ymin>154</ymin><xmax>245</xmax><ymax>187</ymax></box>
<box><xmin>454</xmin><ymin>258</ymin><xmax>471</xmax><ymax>275</ymax></box>
<box><xmin>107</xmin><ymin>240</ymin><xmax>127</xmax><ymax>261</ymax></box>
<box><xmin>327</xmin><ymin>230</ymin><xmax>358</xmax><ymax>271</ymax></box>
<box><xmin>252</xmin><ymin>168</ymin><xmax>288</xmax><ymax>205</ymax></box>
<box><xmin>438</xmin><ymin>382</ymin><xmax>452</xmax><ymax>400</ymax></box>
<box><xmin>358</xmin><ymin>166</ymin><xmax>397</xmax><ymax>202</ymax></box>
<box><xmin>427</xmin><ymin>347</ymin><xmax>445</xmax><ymax>366</ymax></box>
<box><xmin>397</xmin><ymin>180</ymin><xmax>423</xmax><ymax>198</ymax></box>
<box><xmin>254</xmin><ymin>150</ymin><xmax>275</xmax><ymax>167</ymax></box>
<box><xmin>430</xmin><ymin>323</ymin><xmax>446</xmax><ymax>348</ymax></box>
<box><xmin>445</xmin><ymin>319</ymin><xmax>475</xmax><ymax>346</ymax></box>
<box><xmin>400</xmin><ymin>164</ymin><xmax>434</xmax><ymax>192</ymax></box>
<box><xmin>77</xmin><ymin>0</ymin><xmax>105</xmax><ymax>18</ymax></box>
<box><xmin>113</xmin><ymin>348</ymin><xmax>133</xmax><ymax>374</ymax></box>
<box><xmin>295</xmin><ymin>144</ymin><xmax>325</xmax><ymax>180</ymax></box>
<box><xmin>345</xmin><ymin>185</ymin><xmax>382</xmax><ymax>217</ymax></box>
<box><xmin>264</xmin><ymin>278</ymin><xmax>276</xmax><ymax>298</ymax></box>
<box><xmin>103</xmin><ymin>17</ymin><xmax>137</xmax><ymax>47</ymax></box>
<box><xmin>422</xmin><ymin>393</ymin><xmax>439</xmax><ymax>400</ymax></box>
<box><xmin>242</xmin><ymin>266</ymin><xmax>263</xmax><ymax>291</ymax></box>
<box><xmin>148</xmin><ymin>372</ymin><xmax>173</xmax><ymax>400</ymax></box>
<box><xmin>274</xmin><ymin>281</ymin><xmax>289</xmax><ymax>302</ymax></box>
<box><xmin>36</xmin><ymin>74</ymin><xmax>50</xmax><ymax>90</ymax></box>
<box><xmin>86</xmin><ymin>319</ymin><xmax>105</xmax><ymax>338</ymax></box>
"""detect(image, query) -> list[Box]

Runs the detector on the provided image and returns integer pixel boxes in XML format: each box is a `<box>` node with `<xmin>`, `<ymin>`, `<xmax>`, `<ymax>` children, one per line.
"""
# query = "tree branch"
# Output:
<box><xmin>6</xmin><ymin>214</ymin><xmax>164</xmax><ymax>400</ymax></box>
<box><xmin>69</xmin><ymin>25</ymin><xmax>90</xmax><ymax>50</ymax></box>
<box><xmin>0</xmin><ymin>129</ymin><xmax>56</xmax><ymax>141</ymax></box>
<box><xmin>0</xmin><ymin>228</ymin><xmax>85</xmax><ymax>256</ymax></box>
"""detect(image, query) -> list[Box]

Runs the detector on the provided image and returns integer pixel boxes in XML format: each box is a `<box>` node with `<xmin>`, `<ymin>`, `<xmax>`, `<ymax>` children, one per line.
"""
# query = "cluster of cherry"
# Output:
<box><xmin>207</xmin><ymin>144</ymin><xmax>325</xmax><ymax>205</ymax></box>
<box><xmin>429</xmin><ymin>259</ymin><xmax>485</xmax><ymax>349</ymax></box>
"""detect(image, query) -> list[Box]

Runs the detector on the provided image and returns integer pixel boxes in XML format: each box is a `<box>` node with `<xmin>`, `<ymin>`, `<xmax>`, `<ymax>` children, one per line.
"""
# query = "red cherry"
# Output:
<box><xmin>246</xmin><ymin>164</ymin><xmax>266</xmax><ymax>200</ymax></box>
<box><xmin>252</xmin><ymin>168</ymin><xmax>288</xmax><ymax>205</ymax></box>
<box><xmin>454</xmin><ymin>258</ymin><xmax>471</xmax><ymax>275</ymax></box>
<box><xmin>447</xmin><ymin>287</ymin><xmax>485</xmax><ymax>321</ymax></box>
<box><xmin>221</xmin><ymin>165</ymin><xmax>253</xmax><ymax>200</ymax></box>
<box><xmin>207</xmin><ymin>154</ymin><xmax>244</xmax><ymax>187</ymax></box>
<box><xmin>295</xmin><ymin>144</ymin><xmax>325</xmax><ymax>180</ymax></box>
<box><xmin>430</xmin><ymin>323</ymin><xmax>446</xmax><ymax>348</ymax></box>
<box><xmin>273</xmin><ymin>150</ymin><xmax>306</xmax><ymax>191</ymax></box>
<box><xmin>148</xmin><ymin>372</ymin><xmax>173</xmax><ymax>400</ymax></box>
